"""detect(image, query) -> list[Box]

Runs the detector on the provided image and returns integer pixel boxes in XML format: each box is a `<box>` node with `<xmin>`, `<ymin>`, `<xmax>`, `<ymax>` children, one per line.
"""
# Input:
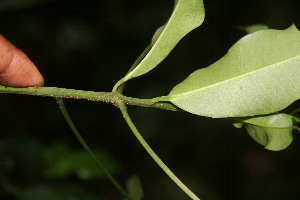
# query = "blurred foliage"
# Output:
<box><xmin>126</xmin><ymin>175</ymin><xmax>143</xmax><ymax>200</ymax></box>
<box><xmin>0</xmin><ymin>136</ymin><xmax>118</xmax><ymax>199</ymax></box>
<box><xmin>0</xmin><ymin>0</ymin><xmax>50</xmax><ymax>12</ymax></box>
<box><xmin>16</xmin><ymin>182</ymin><xmax>102</xmax><ymax>200</ymax></box>
<box><xmin>0</xmin><ymin>0</ymin><xmax>300</xmax><ymax>200</ymax></box>
<box><xmin>43</xmin><ymin>142</ymin><xmax>120</xmax><ymax>180</ymax></box>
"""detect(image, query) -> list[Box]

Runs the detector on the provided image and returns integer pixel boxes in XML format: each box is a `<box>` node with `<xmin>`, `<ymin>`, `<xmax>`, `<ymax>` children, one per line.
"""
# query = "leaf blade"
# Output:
<box><xmin>121</xmin><ymin>0</ymin><xmax>205</xmax><ymax>82</ymax></box>
<box><xmin>168</xmin><ymin>25</ymin><xmax>300</xmax><ymax>118</ymax></box>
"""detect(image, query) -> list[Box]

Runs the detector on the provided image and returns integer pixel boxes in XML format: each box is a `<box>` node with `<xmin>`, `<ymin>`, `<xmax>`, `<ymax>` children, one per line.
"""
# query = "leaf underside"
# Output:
<box><xmin>121</xmin><ymin>0</ymin><xmax>205</xmax><ymax>82</ymax></box>
<box><xmin>168</xmin><ymin>25</ymin><xmax>300</xmax><ymax>118</ymax></box>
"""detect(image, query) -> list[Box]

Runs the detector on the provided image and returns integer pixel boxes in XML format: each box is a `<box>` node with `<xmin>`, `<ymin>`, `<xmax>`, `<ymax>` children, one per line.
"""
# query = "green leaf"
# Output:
<box><xmin>241</xmin><ymin>113</ymin><xmax>294</xmax><ymax>128</ymax></box>
<box><xmin>167</xmin><ymin>25</ymin><xmax>300</xmax><ymax>118</ymax></box>
<box><xmin>121</xmin><ymin>0</ymin><xmax>205</xmax><ymax>82</ymax></box>
<box><xmin>236</xmin><ymin>113</ymin><xmax>294</xmax><ymax>151</ymax></box>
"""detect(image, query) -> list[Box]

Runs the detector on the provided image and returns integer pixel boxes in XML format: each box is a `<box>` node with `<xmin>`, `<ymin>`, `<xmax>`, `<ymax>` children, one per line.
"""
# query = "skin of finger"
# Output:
<box><xmin>0</xmin><ymin>34</ymin><xmax>44</xmax><ymax>87</ymax></box>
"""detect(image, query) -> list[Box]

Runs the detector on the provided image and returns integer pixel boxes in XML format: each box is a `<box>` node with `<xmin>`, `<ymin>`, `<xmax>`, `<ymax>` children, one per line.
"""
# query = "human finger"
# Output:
<box><xmin>0</xmin><ymin>34</ymin><xmax>44</xmax><ymax>87</ymax></box>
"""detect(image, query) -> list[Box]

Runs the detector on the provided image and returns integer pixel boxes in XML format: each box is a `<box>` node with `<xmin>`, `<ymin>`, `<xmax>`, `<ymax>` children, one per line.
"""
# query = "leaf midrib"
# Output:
<box><xmin>170</xmin><ymin>54</ymin><xmax>300</xmax><ymax>99</ymax></box>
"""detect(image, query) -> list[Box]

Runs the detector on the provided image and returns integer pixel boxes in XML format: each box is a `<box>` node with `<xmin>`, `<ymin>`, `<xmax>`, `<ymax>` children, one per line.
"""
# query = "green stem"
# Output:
<box><xmin>0</xmin><ymin>85</ymin><xmax>177</xmax><ymax>111</ymax></box>
<box><xmin>56</xmin><ymin>98</ymin><xmax>129</xmax><ymax>198</ymax></box>
<box><xmin>118</xmin><ymin>102</ymin><xmax>200</xmax><ymax>200</ymax></box>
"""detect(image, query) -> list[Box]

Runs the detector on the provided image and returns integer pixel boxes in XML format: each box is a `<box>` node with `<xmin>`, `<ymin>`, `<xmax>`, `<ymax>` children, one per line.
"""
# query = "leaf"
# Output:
<box><xmin>241</xmin><ymin>113</ymin><xmax>294</xmax><ymax>128</ymax></box>
<box><xmin>121</xmin><ymin>0</ymin><xmax>205</xmax><ymax>82</ymax></box>
<box><xmin>167</xmin><ymin>25</ymin><xmax>300</xmax><ymax>118</ymax></box>
<box><xmin>235</xmin><ymin>113</ymin><xmax>294</xmax><ymax>151</ymax></box>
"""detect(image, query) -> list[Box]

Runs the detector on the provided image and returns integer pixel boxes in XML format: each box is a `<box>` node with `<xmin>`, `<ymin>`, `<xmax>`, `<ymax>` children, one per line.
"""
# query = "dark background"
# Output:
<box><xmin>0</xmin><ymin>0</ymin><xmax>300</xmax><ymax>199</ymax></box>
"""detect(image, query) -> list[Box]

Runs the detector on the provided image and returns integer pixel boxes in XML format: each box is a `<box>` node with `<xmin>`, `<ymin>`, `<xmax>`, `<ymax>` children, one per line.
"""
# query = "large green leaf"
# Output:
<box><xmin>166</xmin><ymin>25</ymin><xmax>300</xmax><ymax>118</ymax></box>
<box><xmin>121</xmin><ymin>0</ymin><xmax>205</xmax><ymax>82</ymax></box>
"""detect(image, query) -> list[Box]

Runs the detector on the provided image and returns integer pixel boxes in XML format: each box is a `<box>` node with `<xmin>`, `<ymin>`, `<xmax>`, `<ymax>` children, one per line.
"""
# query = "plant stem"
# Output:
<box><xmin>118</xmin><ymin>102</ymin><xmax>200</xmax><ymax>200</ymax></box>
<box><xmin>56</xmin><ymin>98</ymin><xmax>129</xmax><ymax>198</ymax></box>
<box><xmin>0</xmin><ymin>85</ymin><xmax>177</xmax><ymax>111</ymax></box>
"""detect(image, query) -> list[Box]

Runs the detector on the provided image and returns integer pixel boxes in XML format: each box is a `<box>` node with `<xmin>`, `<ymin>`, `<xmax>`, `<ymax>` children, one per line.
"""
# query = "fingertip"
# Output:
<box><xmin>0</xmin><ymin>35</ymin><xmax>44</xmax><ymax>87</ymax></box>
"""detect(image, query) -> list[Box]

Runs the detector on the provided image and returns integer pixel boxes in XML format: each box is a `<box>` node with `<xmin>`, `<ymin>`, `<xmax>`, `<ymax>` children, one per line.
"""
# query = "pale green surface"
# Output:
<box><xmin>242</xmin><ymin>113</ymin><xmax>294</xmax><ymax>128</ymax></box>
<box><xmin>168</xmin><ymin>25</ymin><xmax>300</xmax><ymax>118</ymax></box>
<box><xmin>121</xmin><ymin>0</ymin><xmax>205</xmax><ymax>82</ymax></box>
<box><xmin>240</xmin><ymin>113</ymin><xmax>294</xmax><ymax>151</ymax></box>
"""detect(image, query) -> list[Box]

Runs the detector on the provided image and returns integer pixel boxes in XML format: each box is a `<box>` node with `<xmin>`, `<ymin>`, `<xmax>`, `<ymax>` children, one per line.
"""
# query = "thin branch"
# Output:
<box><xmin>0</xmin><ymin>85</ymin><xmax>177</xmax><ymax>111</ymax></box>
<box><xmin>118</xmin><ymin>102</ymin><xmax>200</xmax><ymax>200</ymax></box>
<box><xmin>56</xmin><ymin>98</ymin><xmax>130</xmax><ymax>198</ymax></box>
